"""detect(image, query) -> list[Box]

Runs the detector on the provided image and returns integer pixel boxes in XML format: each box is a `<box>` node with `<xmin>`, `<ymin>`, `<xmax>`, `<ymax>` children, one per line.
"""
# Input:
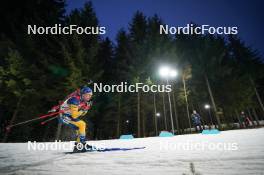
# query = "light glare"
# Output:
<box><xmin>170</xmin><ymin>70</ymin><xmax>178</xmax><ymax>77</ymax></box>
<box><xmin>204</xmin><ymin>104</ymin><xmax>210</xmax><ymax>109</ymax></box>
<box><xmin>159</xmin><ymin>66</ymin><xmax>170</xmax><ymax>77</ymax></box>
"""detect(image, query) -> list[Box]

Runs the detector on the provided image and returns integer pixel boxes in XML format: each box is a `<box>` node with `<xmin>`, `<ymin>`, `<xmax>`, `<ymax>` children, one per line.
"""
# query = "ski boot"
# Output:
<box><xmin>73</xmin><ymin>136</ymin><xmax>93</xmax><ymax>152</ymax></box>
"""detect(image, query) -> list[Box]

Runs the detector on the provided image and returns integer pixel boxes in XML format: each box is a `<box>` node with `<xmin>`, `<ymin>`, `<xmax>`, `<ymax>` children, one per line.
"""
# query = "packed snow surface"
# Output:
<box><xmin>1</xmin><ymin>128</ymin><xmax>264</xmax><ymax>175</ymax></box>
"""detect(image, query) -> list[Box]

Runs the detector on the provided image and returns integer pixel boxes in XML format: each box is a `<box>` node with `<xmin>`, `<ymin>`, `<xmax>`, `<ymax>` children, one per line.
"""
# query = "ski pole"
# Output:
<box><xmin>6</xmin><ymin>110</ymin><xmax>63</xmax><ymax>131</ymax></box>
<box><xmin>40</xmin><ymin>115</ymin><xmax>59</xmax><ymax>125</ymax></box>
<box><xmin>38</xmin><ymin>110</ymin><xmax>63</xmax><ymax>119</ymax></box>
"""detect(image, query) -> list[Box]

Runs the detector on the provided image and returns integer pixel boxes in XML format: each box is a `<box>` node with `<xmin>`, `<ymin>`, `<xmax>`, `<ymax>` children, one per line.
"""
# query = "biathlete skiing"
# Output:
<box><xmin>6</xmin><ymin>86</ymin><xmax>145</xmax><ymax>153</ymax></box>
<box><xmin>49</xmin><ymin>86</ymin><xmax>93</xmax><ymax>152</ymax></box>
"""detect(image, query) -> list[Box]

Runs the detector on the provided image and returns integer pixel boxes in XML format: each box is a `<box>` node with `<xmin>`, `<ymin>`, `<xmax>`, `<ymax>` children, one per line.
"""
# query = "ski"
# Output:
<box><xmin>65</xmin><ymin>146</ymin><xmax>146</xmax><ymax>154</ymax></box>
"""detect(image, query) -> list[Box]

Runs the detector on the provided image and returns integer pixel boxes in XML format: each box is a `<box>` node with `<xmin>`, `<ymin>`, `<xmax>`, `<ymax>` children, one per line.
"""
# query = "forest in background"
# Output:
<box><xmin>0</xmin><ymin>0</ymin><xmax>264</xmax><ymax>142</ymax></box>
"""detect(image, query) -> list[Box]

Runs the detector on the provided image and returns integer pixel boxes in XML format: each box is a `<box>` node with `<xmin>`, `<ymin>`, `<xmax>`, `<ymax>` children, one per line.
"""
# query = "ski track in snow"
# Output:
<box><xmin>0</xmin><ymin>128</ymin><xmax>264</xmax><ymax>175</ymax></box>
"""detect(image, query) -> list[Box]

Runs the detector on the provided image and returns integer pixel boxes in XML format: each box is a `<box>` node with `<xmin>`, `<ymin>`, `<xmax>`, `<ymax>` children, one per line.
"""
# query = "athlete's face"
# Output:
<box><xmin>82</xmin><ymin>93</ymin><xmax>92</xmax><ymax>102</ymax></box>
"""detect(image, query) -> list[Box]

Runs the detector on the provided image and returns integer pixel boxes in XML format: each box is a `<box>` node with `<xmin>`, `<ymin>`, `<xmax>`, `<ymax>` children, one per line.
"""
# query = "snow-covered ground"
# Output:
<box><xmin>1</xmin><ymin>128</ymin><xmax>264</xmax><ymax>175</ymax></box>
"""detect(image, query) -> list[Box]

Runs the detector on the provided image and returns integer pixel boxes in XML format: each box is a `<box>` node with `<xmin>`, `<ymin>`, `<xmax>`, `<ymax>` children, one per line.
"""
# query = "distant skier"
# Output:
<box><xmin>240</xmin><ymin>111</ymin><xmax>251</xmax><ymax>128</ymax></box>
<box><xmin>49</xmin><ymin>86</ymin><xmax>93</xmax><ymax>152</ymax></box>
<box><xmin>191</xmin><ymin>110</ymin><xmax>203</xmax><ymax>132</ymax></box>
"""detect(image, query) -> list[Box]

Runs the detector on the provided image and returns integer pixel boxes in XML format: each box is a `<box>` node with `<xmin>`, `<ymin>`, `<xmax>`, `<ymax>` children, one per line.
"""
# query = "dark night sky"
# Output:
<box><xmin>66</xmin><ymin>0</ymin><xmax>264</xmax><ymax>57</ymax></box>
